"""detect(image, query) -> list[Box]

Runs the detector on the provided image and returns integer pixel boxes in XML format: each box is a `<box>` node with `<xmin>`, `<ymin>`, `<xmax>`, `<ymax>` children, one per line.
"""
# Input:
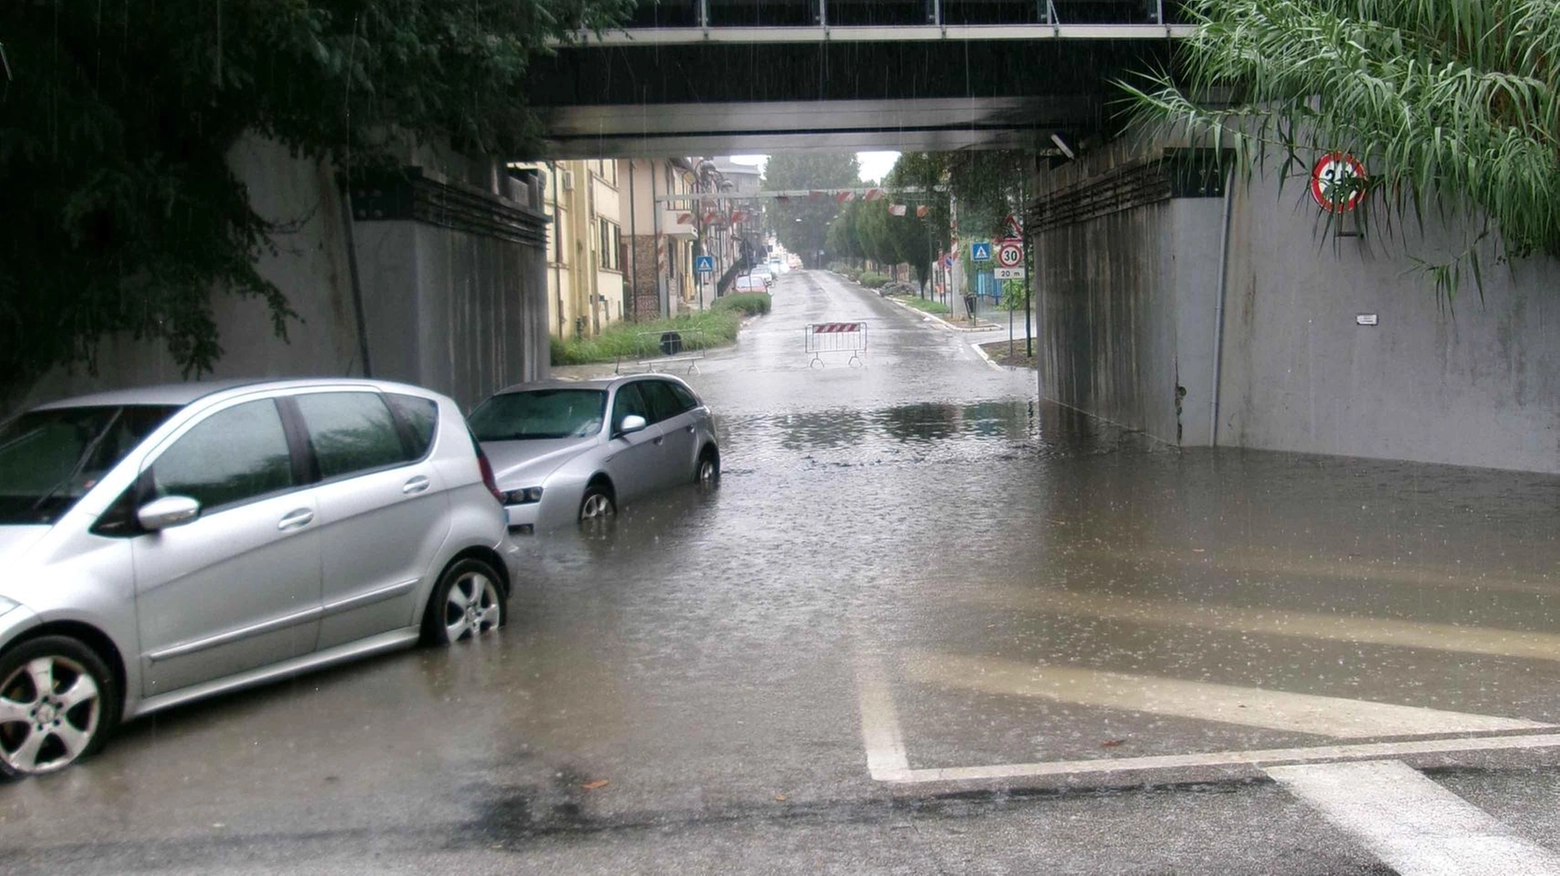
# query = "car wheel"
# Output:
<box><xmin>423</xmin><ymin>558</ymin><xmax>507</xmax><ymax>646</ymax></box>
<box><xmin>695</xmin><ymin>447</ymin><xmax>720</xmax><ymax>488</ymax></box>
<box><xmin>0</xmin><ymin>636</ymin><xmax>119</xmax><ymax>779</ymax></box>
<box><xmin>579</xmin><ymin>484</ymin><xmax>616</xmax><ymax>522</ymax></box>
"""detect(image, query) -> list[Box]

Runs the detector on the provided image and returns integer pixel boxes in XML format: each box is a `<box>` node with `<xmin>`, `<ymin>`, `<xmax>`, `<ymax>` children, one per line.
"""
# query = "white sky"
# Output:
<box><xmin>726</xmin><ymin>152</ymin><xmax>903</xmax><ymax>185</ymax></box>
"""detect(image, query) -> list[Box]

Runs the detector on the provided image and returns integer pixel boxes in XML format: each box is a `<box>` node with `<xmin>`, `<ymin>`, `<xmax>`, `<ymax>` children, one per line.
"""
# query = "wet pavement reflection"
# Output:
<box><xmin>5</xmin><ymin>269</ymin><xmax>1560</xmax><ymax>871</ymax></box>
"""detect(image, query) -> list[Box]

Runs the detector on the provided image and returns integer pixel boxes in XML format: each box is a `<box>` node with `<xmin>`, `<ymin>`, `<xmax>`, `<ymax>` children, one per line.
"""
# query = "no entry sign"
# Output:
<box><xmin>1311</xmin><ymin>153</ymin><xmax>1367</xmax><ymax>213</ymax></box>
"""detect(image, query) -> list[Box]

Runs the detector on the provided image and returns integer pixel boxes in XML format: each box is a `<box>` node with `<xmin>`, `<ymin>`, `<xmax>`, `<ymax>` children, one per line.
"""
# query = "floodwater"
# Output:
<box><xmin>4</xmin><ymin>269</ymin><xmax>1560</xmax><ymax>873</ymax></box>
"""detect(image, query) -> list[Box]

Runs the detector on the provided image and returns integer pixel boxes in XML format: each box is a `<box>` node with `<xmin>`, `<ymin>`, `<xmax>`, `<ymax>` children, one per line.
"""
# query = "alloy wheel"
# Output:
<box><xmin>0</xmin><ymin>656</ymin><xmax>102</xmax><ymax>776</ymax></box>
<box><xmin>442</xmin><ymin>572</ymin><xmax>502</xmax><ymax>642</ymax></box>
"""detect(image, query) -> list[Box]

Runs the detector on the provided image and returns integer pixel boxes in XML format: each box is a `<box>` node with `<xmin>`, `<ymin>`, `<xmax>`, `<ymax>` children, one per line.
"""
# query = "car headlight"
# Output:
<box><xmin>504</xmin><ymin>487</ymin><xmax>544</xmax><ymax>505</ymax></box>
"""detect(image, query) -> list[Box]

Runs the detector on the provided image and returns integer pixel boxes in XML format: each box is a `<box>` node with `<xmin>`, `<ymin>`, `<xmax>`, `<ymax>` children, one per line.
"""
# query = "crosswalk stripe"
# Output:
<box><xmin>907</xmin><ymin>652</ymin><xmax>1550</xmax><ymax>738</ymax></box>
<box><xmin>1266</xmin><ymin>759</ymin><xmax>1560</xmax><ymax>876</ymax></box>
<box><xmin>965</xmin><ymin>586</ymin><xmax>1560</xmax><ymax>662</ymax></box>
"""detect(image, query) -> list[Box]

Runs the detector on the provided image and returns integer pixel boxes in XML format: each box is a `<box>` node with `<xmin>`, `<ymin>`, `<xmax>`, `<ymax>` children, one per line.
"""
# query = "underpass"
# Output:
<box><xmin>7</xmin><ymin>270</ymin><xmax>1560</xmax><ymax>874</ymax></box>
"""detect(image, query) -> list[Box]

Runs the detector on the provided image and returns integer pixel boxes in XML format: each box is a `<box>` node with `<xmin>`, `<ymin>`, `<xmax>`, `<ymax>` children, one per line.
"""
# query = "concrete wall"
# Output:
<box><xmin>1217</xmin><ymin>168</ymin><xmax>1560</xmax><ymax>472</ymax></box>
<box><xmin>1034</xmin><ymin>190</ymin><xmax>1223</xmax><ymax>446</ymax></box>
<box><xmin>21</xmin><ymin>135</ymin><xmax>549</xmax><ymax>413</ymax></box>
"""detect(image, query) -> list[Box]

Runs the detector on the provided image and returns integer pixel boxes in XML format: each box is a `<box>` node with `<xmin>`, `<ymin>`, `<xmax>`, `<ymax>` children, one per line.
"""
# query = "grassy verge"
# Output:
<box><xmin>894</xmin><ymin>296</ymin><xmax>950</xmax><ymax>315</ymax></box>
<box><xmin>550</xmin><ymin>293</ymin><xmax>771</xmax><ymax>366</ymax></box>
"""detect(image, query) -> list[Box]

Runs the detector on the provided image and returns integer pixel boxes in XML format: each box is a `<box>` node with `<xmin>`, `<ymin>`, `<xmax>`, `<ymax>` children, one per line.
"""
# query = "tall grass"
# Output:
<box><xmin>551</xmin><ymin>309</ymin><xmax>742</xmax><ymax>366</ymax></box>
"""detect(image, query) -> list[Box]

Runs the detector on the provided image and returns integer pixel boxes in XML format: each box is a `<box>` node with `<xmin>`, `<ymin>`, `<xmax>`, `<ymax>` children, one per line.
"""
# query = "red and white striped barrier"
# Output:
<box><xmin>805</xmin><ymin>322</ymin><xmax>867</xmax><ymax>368</ymax></box>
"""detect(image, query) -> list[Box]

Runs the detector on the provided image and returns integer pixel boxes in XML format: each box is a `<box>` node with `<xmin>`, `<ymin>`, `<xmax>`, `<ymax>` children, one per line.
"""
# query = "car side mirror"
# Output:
<box><xmin>138</xmin><ymin>495</ymin><xmax>202</xmax><ymax>531</ymax></box>
<box><xmin>617</xmin><ymin>414</ymin><xmax>648</xmax><ymax>437</ymax></box>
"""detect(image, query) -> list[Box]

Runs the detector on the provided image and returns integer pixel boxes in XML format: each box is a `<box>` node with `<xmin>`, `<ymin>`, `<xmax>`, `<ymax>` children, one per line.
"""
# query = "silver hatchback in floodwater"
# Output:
<box><xmin>0</xmin><ymin>379</ymin><xmax>518</xmax><ymax>778</ymax></box>
<box><xmin>470</xmin><ymin>375</ymin><xmax>720</xmax><ymax>532</ymax></box>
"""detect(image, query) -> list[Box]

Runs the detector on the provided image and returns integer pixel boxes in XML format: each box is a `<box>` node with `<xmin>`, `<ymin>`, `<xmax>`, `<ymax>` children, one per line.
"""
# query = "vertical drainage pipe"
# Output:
<box><xmin>1208</xmin><ymin>167</ymin><xmax>1234</xmax><ymax>446</ymax></box>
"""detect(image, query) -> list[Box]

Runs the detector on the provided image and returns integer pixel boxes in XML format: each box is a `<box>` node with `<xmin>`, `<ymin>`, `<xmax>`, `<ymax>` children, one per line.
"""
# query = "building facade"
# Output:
<box><xmin>518</xmin><ymin>159</ymin><xmax>627</xmax><ymax>340</ymax></box>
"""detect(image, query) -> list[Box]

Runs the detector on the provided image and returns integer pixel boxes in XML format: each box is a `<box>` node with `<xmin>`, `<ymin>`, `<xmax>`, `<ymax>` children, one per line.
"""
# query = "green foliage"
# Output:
<box><xmin>713</xmin><ymin>292</ymin><xmax>772</xmax><ymax>316</ymax></box>
<box><xmin>2</xmin><ymin>0</ymin><xmax>634</xmax><ymax>400</ymax></box>
<box><xmin>858</xmin><ymin>271</ymin><xmax>891</xmax><ymax>289</ymax></box>
<box><xmin>550</xmin><ymin>310</ymin><xmax>742</xmax><ymax>366</ymax></box>
<box><xmin>897</xmin><ymin>297</ymin><xmax>950</xmax><ymax>316</ymax></box>
<box><xmin>892</xmin><ymin>151</ymin><xmax>1028</xmax><ymax>239</ymax></box>
<box><xmin>763</xmin><ymin>153</ymin><xmax>861</xmax><ymax>268</ymax></box>
<box><xmin>1121</xmin><ymin>0</ymin><xmax>1560</xmax><ymax>307</ymax></box>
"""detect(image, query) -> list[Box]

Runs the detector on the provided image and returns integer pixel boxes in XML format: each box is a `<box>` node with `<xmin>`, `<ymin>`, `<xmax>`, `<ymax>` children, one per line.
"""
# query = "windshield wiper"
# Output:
<box><xmin>26</xmin><ymin>409</ymin><xmax>122</xmax><ymax>517</ymax></box>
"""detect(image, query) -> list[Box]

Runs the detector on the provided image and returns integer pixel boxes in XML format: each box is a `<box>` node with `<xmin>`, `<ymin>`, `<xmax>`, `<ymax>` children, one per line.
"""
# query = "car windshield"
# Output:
<box><xmin>0</xmin><ymin>405</ymin><xmax>179</xmax><ymax>525</ymax></box>
<box><xmin>468</xmin><ymin>389</ymin><xmax>607</xmax><ymax>440</ymax></box>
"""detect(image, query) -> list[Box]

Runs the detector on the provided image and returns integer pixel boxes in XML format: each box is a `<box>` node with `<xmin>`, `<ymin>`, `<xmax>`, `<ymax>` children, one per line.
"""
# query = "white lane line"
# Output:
<box><xmin>907</xmin><ymin>652</ymin><xmax>1550</xmax><ymax>738</ymax></box>
<box><xmin>966</xmin><ymin>586</ymin><xmax>1560</xmax><ymax>663</ymax></box>
<box><xmin>856</xmin><ymin>651</ymin><xmax>911</xmax><ymax>781</ymax></box>
<box><xmin>1266</xmin><ymin>759</ymin><xmax>1560</xmax><ymax>876</ymax></box>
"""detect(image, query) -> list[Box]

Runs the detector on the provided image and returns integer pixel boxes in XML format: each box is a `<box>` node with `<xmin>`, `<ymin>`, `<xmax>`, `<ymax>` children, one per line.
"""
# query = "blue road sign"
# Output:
<box><xmin>695</xmin><ymin>255</ymin><xmax>715</xmax><ymax>274</ymax></box>
<box><xmin>971</xmin><ymin>242</ymin><xmax>993</xmax><ymax>262</ymax></box>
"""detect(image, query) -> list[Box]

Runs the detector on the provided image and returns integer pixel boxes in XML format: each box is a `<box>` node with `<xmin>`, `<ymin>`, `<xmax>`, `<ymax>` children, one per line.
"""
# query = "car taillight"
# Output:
<box><xmin>477</xmin><ymin>449</ymin><xmax>504</xmax><ymax>504</ymax></box>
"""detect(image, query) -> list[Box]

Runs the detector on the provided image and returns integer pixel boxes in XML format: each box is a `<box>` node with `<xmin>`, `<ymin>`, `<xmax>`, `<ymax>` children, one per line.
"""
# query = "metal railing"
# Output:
<box><xmin>619</xmin><ymin>0</ymin><xmax>1179</xmax><ymax>29</ymax></box>
<box><xmin>616</xmin><ymin>329</ymin><xmax>710</xmax><ymax>375</ymax></box>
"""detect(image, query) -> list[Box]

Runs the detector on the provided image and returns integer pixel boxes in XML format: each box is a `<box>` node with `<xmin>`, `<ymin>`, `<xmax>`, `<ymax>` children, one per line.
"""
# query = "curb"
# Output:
<box><xmin>880</xmin><ymin>295</ymin><xmax>998</xmax><ymax>333</ymax></box>
<box><xmin>969</xmin><ymin>340</ymin><xmax>1005</xmax><ymax>372</ymax></box>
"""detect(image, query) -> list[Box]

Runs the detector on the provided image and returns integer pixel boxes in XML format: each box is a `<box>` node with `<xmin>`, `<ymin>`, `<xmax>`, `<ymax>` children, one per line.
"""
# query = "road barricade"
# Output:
<box><xmin>615</xmin><ymin>329</ymin><xmax>708</xmax><ymax>375</ymax></box>
<box><xmin>805</xmin><ymin>322</ymin><xmax>867</xmax><ymax>368</ymax></box>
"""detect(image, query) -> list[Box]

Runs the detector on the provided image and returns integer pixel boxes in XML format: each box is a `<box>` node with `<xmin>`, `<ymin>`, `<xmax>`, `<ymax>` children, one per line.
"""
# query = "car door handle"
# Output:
<box><xmin>278</xmin><ymin>508</ymin><xmax>315</xmax><ymax>531</ymax></box>
<box><xmin>684</xmin><ymin>425</ymin><xmax>695</xmax><ymax>433</ymax></box>
<box><xmin>653</xmin><ymin>437</ymin><xmax>664</xmax><ymax>445</ymax></box>
<box><xmin>402</xmin><ymin>476</ymin><xmax>431</xmax><ymax>495</ymax></box>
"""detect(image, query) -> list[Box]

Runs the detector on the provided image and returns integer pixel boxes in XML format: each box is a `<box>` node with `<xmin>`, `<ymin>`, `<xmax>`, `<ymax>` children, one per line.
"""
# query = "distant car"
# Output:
<box><xmin>0</xmin><ymin>379</ymin><xmax>516</xmax><ymax>778</ymax></box>
<box><xmin>733</xmin><ymin>274</ymin><xmax>768</xmax><ymax>294</ymax></box>
<box><xmin>767</xmin><ymin>258</ymin><xmax>789</xmax><ymax>275</ymax></box>
<box><xmin>470</xmin><ymin>376</ymin><xmax>719</xmax><ymax>533</ymax></box>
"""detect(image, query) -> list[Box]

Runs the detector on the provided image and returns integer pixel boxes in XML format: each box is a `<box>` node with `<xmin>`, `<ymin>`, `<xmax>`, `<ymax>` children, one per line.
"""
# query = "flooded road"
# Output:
<box><xmin>5</xmin><ymin>270</ymin><xmax>1560</xmax><ymax>874</ymax></box>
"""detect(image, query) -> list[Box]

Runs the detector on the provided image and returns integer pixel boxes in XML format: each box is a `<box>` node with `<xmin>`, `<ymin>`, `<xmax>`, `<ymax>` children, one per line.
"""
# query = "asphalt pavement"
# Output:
<box><xmin>4</xmin><ymin>270</ymin><xmax>1560</xmax><ymax>874</ymax></box>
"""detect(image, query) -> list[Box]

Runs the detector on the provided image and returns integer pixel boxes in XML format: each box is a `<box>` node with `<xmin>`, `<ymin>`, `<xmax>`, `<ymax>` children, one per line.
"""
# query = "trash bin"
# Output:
<box><xmin>659</xmin><ymin>331</ymin><xmax>684</xmax><ymax>356</ymax></box>
<box><xmin>963</xmin><ymin>294</ymin><xmax>976</xmax><ymax>319</ymax></box>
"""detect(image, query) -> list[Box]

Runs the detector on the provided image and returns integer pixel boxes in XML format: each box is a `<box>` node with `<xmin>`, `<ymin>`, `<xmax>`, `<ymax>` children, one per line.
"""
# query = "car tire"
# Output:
<box><xmin>0</xmin><ymin>636</ymin><xmax>120</xmax><ymax>780</ymax></box>
<box><xmin>695</xmin><ymin>447</ymin><xmax>720</xmax><ymax>488</ymax></box>
<box><xmin>422</xmin><ymin>558</ymin><xmax>507</xmax><ymax>646</ymax></box>
<box><xmin>579</xmin><ymin>483</ymin><xmax>616</xmax><ymax>523</ymax></box>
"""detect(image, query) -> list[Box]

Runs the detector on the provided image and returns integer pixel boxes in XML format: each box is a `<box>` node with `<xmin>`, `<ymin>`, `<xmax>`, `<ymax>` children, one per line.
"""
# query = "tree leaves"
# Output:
<box><xmin>1</xmin><ymin>0</ymin><xmax>634</xmax><ymax>403</ymax></box>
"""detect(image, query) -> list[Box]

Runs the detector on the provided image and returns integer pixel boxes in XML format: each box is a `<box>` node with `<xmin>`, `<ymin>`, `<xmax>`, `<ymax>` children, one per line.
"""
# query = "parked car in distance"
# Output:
<box><xmin>0</xmin><ymin>379</ymin><xmax>516</xmax><ymax>778</ymax></box>
<box><xmin>469</xmin><ymin>375</ymin><xmax>720</xmax><ymax>533</ymax></box>
<box><xmin>733</xmin><ymin>274</ymin><xmax>768</xmax><ymax>295</ymax></box>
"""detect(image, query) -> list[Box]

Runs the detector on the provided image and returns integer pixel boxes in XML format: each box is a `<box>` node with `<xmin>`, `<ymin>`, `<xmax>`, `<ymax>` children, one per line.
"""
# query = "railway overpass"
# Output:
<box><xmin>529</xmin><ymin>0</ymin><xmax>1191</xmax><ymax>157</ymax></box>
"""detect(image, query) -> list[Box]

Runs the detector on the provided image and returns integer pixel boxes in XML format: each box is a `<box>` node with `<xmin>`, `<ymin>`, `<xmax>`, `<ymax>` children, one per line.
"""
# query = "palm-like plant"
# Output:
<box><xmin>1122</xmin><ymin>0</ymin><xmax>1560</xmax><ymax>305</ymax></box>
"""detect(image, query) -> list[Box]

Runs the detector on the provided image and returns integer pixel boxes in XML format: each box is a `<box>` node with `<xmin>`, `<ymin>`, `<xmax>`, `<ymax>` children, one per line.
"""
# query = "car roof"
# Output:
<box><xmin>491</xmin><ymin>374</ymin><xmax>685</xmax><ymax>396</ymax></box>
<box><xmin>29</xmin><ymin>377</ymin><xmax>438</xmax><ymax>411</ymax></box>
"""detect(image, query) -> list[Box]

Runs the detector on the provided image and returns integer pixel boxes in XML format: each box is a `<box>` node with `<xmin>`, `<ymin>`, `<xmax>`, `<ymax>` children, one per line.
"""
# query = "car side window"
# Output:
<box><xmin>667</xmin><ymin>382</ymin><xmax>700</xmax><ymax>413</ymax></box>
<box><xmin>639</xmin><ymin>380</ymin><xmax>685</xmax><ymax>424</ymax></box>
<box><xmin>295</xmin><ymin>392</ymin><xmax>409</xmax><ymax>480</ymax></box>
<box><xmin>151</xmin><ymin>400</ymin><xmax>295</xmax><ymax>513</ymax></box>
<box><xmin>386</xmin><ymin>393</ymin><xmax>439</xmax><ymax>459</ymax></box>
<box><xmin>611</xmin><ymin>383</ymin><xmax>650</xmax><ymax>433</ymax></box>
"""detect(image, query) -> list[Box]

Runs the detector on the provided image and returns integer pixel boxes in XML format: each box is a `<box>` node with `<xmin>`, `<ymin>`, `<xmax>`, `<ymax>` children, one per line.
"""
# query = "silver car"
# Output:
<box><xmin>470</xmin><ymin>375</ymin><xmax>720</xmax><ymax>532</ymax></box>
<box><xmin>0</xmin><ymin>379</ymin><xmax>517</xmax><ymax>778</ymax></box>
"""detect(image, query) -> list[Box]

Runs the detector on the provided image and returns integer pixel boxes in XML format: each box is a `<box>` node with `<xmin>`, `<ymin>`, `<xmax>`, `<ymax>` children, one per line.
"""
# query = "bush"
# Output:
<box><xmin>881</xmin><ymin>280</ymin><xmax>919</xmax><ymax>297</ymax></box>
<box><xmin>714</xmin><ymin>292</ymin><xmax>771</xmax><ymax>316</ymax></box>
<box><xmin>550</xmin><ymin>309</ymin><xmax>742</xmax><ymax>366</ymax></box>
<box><xmin>858</xmin><ymin>271</ymin><xmax>890</xmax><ymax>289</ymax></box>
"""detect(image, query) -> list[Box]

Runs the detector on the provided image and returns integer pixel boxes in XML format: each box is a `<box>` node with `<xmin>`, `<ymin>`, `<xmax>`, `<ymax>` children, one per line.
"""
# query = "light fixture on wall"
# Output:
<box><xmin>1050</xmin><ymin>133</ymin><xmax>1075</xmax><ymax>160</ymax></box>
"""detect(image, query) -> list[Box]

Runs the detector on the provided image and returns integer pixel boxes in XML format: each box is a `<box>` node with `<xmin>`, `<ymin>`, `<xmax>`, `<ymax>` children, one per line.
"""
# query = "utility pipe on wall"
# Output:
<box><xmin>1208</xmin><ymin>167</ymin><xmax>1234</xmax><ymax>446</ymax></box>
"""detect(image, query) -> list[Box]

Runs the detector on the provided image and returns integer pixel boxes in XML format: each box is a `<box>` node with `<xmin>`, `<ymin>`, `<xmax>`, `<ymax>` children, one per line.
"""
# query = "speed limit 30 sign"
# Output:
<box><xmin>1311</xmin><ymin>153</ymin><xmax>1367</xmax><ymax>213</ymax></box>
<box><xmin>997</xmin><ymin>240</ymin><xmax>1024</xmax><ymax>268</ymax></box>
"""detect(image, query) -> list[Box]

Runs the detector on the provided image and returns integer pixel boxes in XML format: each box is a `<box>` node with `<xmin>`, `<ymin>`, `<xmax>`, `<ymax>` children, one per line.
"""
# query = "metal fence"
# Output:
<box><xmin>616</xmin><ymin>329</ymin><xmax>709</xmax><ymax>374</ymax></box>
<box><xmin>805</xmin><ymin>322</ymin><xmax>867</xmax><ymax>368</ymax></box>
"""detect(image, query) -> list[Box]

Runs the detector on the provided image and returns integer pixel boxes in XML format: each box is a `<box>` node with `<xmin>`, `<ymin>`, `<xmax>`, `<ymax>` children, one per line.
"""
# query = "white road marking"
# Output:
<box><xmin>894</xmin><ymin>733</ymin><xmax>1560</xmax><ymax>783</ymax></box>
<box><xmin>1266</xmin><ymin>759</ymin><xmax>1560</xmax><ymax>876</ymax></box>
<box><xmin>856</xmin><ymin>651</ymin><xmax>910</xmax><ymax>781</ymax></box>
<box><xmin>966</xmin><ymin>586</ymin><xmax>1560</xmax><ymax>662</ymax></box>
<box><xmin>908</xmin><ymin>652</ymin><xmax>1550</xmax><ymax>738</ymax></box>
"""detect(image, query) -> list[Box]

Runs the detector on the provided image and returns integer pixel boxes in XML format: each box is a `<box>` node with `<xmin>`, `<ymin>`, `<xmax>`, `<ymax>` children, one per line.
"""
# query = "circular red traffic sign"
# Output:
<box><xmin>1311</xmin><ymin>153</ymin><xmax>1367</xmax><ymax>213</ymax></box>
<box><xmin>997</xmin><ymin>242</ymin><xmax>1023</xmax><ymax>267</ymax></box>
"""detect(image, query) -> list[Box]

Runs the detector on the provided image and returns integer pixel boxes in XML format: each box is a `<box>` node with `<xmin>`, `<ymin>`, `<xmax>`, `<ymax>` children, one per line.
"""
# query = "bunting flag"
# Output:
<box><xmin>729</xmin><ymin>210</ymin><xmax>748</xmax><ymax>224</ymax></box>
<box><xmin>776</xmin><ymin>195</ymin><xmax>791</xmax><ymax>206</ymax></box>
<box><xmin>916</xmin><ymin>205</ymin><xmax>930</xmax><ymax>218</ymax></box>
<box><xmin>835</xmin><ymin>191</ymin><xmax>856</xmax><ymax>203</ymax></box>
<box><xmin>703</xmin><ymin>211</ymin><xmax>719</xmax><ymax>225</ymax></box>
<box><xmin>863</xmin><ymin>188</ymin><xmax>887</xmax><ymax>201</ymax></box>
<box><xmin>676</xmin><ymin>213</ymin><xmax>692</xmax><ymax>225</ymax></box>
<box><xmin>888</xmin><ymin>204</ymin><xmax>908</xmax><ymax>217</ymax></box>
<box><xmin>809</xmin><ymin>190</ymin><xmax>826</xmax><ymax>200</ymax></box>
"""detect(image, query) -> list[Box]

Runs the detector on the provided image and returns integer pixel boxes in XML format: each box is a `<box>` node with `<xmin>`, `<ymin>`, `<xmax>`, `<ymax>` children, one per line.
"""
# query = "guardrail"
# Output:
<box><xmin>805</xmin><ymin>322</ymin><xmax>867</xmax><ymax>368</ymax></box>
<box><xmin>615</xmin><ymin>329</ymin><xmax>709</xmax><ymax>375</ymax></box>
